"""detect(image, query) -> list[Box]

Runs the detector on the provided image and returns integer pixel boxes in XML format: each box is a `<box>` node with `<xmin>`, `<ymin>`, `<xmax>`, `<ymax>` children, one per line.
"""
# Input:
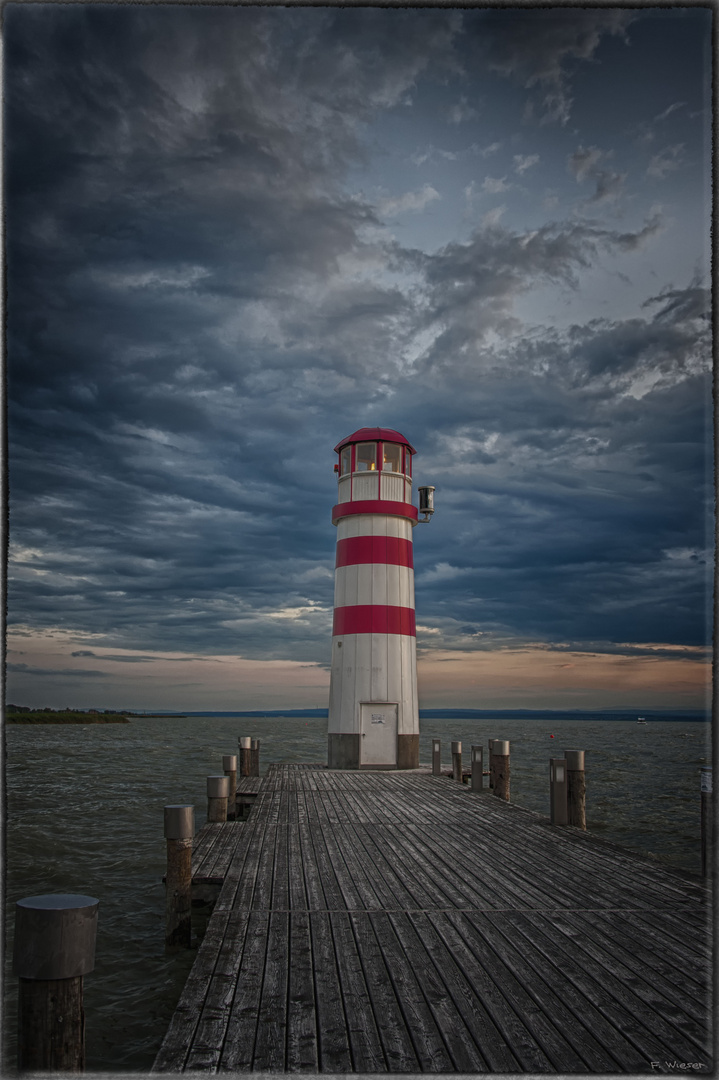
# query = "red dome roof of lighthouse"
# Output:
<box><xmin>334</xmin><ymin>427</ymin><xmax>416</xmax><ymax>454</ymax></box>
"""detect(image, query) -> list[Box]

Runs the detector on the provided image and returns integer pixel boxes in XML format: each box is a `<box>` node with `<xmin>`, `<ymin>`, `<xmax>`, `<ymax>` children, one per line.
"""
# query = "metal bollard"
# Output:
<box><xmin>250</xmin><ymin>738</ymin><xmax>260</xmax><ymax>777</ymax></box>
<box><xmin>14</xmin><ymin>893</ymin><xmax>99</xmax><ymax>1071</ymax></box>
<box><xmin>471</xmin><ymin>745</ymin><xmax>484</xmax><ymax>792</ymax></box>
<box><xmin>565</xmin><ymin>750</ymin><xmax>586</xmax><ymax>829</ymax></box>
<box><xmin>164</xmin><ymin>805</ymin><xmax>194</xmax><ymax>947</ymax></box>
<box><xmin>493</xmin><ymin>740</ymin><xmax>510</xmax><ymax>801</ymax></box>
<box><xmin>432</xmin><ymin>738</ymin><xmax>441</xmax><ymax>776</ymax></box>
<box><xmin>207</xmin><ymin>775</ymin><xmax>230</xmax><ymax>822</ymax></box>
<box><xmin>223</xmin><ymin>755</ymin><xmax>238</xmax><ymax>820</ymax></box>
<box><xmin>550</xmin><ymin>758</ymin><xmax>568</xmax><ymax>825</ymax></box>
<box><xmin>238</xmin><ymin>736</ymin><xmax>252</xmax><ymax>776</ymax></box>
<box><xmin>701</xmin><ymin>766</ymin><xmax>713</xmax><ymax>878</ymax></box>
<box><xmin>451</xmin><ymin>741</ymin><xmax>462</xmax><ymax>783</ymax></box>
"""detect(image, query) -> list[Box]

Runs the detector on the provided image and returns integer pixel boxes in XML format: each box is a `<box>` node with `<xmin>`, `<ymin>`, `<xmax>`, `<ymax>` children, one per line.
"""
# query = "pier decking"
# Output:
<box><xmin>154</xmin><ymin>765</ymin><xmax>712</xmax><ymax>1074</ymax></box>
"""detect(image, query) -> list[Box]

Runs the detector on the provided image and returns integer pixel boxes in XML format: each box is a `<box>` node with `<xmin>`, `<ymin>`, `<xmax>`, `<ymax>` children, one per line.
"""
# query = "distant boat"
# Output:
<box><xmin>637</xmin><ymin>717</ymin><xmax>647</xmax><ymax>724</ymax></box>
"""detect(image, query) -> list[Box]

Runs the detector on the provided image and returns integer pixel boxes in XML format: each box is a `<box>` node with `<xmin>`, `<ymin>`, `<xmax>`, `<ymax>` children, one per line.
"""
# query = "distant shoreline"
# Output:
<box><xmin>6</xmin><ymin>710</ymin><xmax>131</xmax><ymax>724</ymax></box>
<box><xmin>129</xmin><ymin>708</ymin><xmax>710</xmax><ymax>722</ymax></box>
<box><xmin>6</xmin><ymin>707</ymin><xmax>709</xmax><ymax>724</ymax></box>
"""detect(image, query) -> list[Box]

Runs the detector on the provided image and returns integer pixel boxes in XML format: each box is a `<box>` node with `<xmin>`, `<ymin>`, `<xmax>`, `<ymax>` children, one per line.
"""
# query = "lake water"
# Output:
<box><xmin>2</xmin><ymin>715</ymin><xmax>711</xmax><ymax>1072</ymax></box>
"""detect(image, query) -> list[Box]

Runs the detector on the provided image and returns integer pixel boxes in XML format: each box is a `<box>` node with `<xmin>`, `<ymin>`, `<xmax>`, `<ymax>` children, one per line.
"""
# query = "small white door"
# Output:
<box><xmin>360</xmin><ymin>703</ymin><xmax>398</xmax><ymax>766</ymax></box>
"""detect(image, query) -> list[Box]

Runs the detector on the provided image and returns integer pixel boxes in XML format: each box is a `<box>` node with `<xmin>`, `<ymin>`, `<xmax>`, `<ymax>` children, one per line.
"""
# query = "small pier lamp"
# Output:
<box><xmin>418</xmin><ymin>485</ymin><xmax>435</xmax><ymax>523</ymax></box>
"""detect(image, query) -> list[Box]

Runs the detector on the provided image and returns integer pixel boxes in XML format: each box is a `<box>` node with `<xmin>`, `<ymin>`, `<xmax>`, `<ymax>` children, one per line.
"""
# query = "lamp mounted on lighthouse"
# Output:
<box><xmin>327</xmin><ymin>427</ymin><xmax>434</xmax><ymax>770</ymax></box>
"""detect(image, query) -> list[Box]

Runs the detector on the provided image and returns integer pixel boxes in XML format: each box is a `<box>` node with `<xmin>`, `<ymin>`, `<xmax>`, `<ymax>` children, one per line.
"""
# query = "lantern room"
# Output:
<box><xmin>333</xmin><ymin>427</ymin><xmax>416</xmax><ymax>509</ymax></box>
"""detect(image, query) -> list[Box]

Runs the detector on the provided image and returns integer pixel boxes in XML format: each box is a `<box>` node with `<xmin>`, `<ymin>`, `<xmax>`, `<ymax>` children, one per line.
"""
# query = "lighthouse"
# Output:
<box><xmin>327</xmin><ymin>427</ymin><xmax>434</xmax><ymax>769</ymax></box>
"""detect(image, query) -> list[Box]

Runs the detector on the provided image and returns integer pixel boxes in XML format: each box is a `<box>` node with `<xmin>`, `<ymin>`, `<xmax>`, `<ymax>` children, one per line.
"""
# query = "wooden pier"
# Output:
<box><xmin>154</xmin><ymin>765</ymin><xmax>712</xmax><ymax>1074</ymax></box>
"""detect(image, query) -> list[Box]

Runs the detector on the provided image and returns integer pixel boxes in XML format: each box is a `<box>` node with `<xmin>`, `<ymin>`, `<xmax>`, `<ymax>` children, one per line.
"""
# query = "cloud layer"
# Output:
<box><xmin>5</xmin><ymin>6</ymin><xmax>712</xmax><ymax>707</ymax></box>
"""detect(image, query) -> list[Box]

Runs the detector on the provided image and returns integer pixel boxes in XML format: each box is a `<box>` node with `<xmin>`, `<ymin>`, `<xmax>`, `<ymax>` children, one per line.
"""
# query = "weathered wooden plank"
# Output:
<box><xmin>219</xmin><ymin>909</ymin><xmax>270</xmax><ymax>1070</ymax></box>
<box><xmin>504</xmin><ymin>909</ymin><xmax>709</xmax><ymax>1065</ymax></box>
<box><xmin>387</xmin><ymin>911</ymin><xmax>488</xmax><ymax>1073</ymax></box>
<box><xmin>309</xmin><ymin>911</ymin><xmax>352</xmax><ymax>1072</ymax></box>
<box><xmin>446</xmin><ymin>908</ymin><xmax>595</xmax><ymax>1072</ymax></box>
<box><xmin>428</xmin><ymin>910</ymin><xmax>556</xmax><ymax>1073</ymax></box>
<box><xmin>286</xmin><ymin>911</ymin><xmax>319</xmax><ymax>1072</ymax></box>
<box><xmin>348</xmin><ymin>911</ymin><xmax>420</xmax><ymax>1072</ymax></box>
<box><xmin>151</xmin><ymin>907</ymin><xmax>232</xmax><ymax>1072</ymax></box>
<box><xmin>635</xmin><ymin>908</ymin><xmax>713</xmax><ymax>963</ymax></box>
<box><xmin>287</xmin><ymin>824</ymin><xmax>309</xmax><ymax>911</ymax></box>
<box><xmin>270</xmin><ymin>822</ymin><xmax>289</xmax><ymax>911</ymax></box>
<box><xmin>250</xmin><ymin>821</ymin><xmax>277</xmax><ymax>910</ymax></box>
<box><xmin>549</xmin><ymin>909</ymin><xmax>711</xmax><ymax>1055</ymax></box>
<box><xmin>253</xmin><ymin>911</ymin><xmax>289</xmax><ymax>1071</ymax></box>
<box><xmin>297</xmin><ymin>821</ymin><xmax>328</xmax><ymax>911</ymax></box>
<box><xmin>562</xmin><ymin>908</ymin><xmax>711</xmax><ymax>1012</ymax></box>
<box><xmin>330</xmin><ymin>910</ymin><xmax>387</xmax><ymax>1071</ymax></box>
<box><xmin>407</xmin><ymin>910</ymin><xmax>522</xmax><ymax>1072</ymax></box>
<box><xmin>309</xmin><ymin>809</ymin><xmax>365</xmax><ymax>911</ymax></box>
<box><xmin>339</xmin><ymin>821</ymin><xmax>421</xmax><ymax>911</ymax></box>
<box><xmin>366</xmin><ymin>911</ymin><xmax>454</xmax><ymax>1071</ymax></box>
<box><xmin>475</xmin><ymin>908</ymin><xmax>624</xmax><ymax>1072</ymax></box>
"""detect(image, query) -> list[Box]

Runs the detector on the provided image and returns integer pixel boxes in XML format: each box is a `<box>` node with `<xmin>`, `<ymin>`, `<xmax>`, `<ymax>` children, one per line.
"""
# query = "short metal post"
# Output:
<box><xmin>701</xmin><ymin>767</ymin><xmax>713</xmax><ymax>878</ymax></box>
<box><xmin>223</xmin><ymin>755</ymin><xmax>237</xmax><ymax>820</ymax></box>
<box><xmin>493</xmin><ymin>740</ymin><xmax>510</xmax><ymax>801</ymax></box>
<box><xmin>451</xmin><ymin>741</ymin><xmax>462</xmax><ymax>783</ymax></box>
<box><xmin>13</xmin><ymin>893</ymin><xmax>99</xmax><ymax>1072</ymax></box>
<box><xmin>250</xmin><ymin>738</ymin><xmax>260</xmax><ymax>777</ymax></box>
<box><xmin>565</xmin><ymin>750</ymin><xmax>586</xmax><ymax>829</ymax></box>
<box><xmin>550</xmin><ymin>758</ymin><xmax>568</xmax><ymax>825</ymax></box>
<box><xmin>207</xmin><ymin>775</ymin><xmax>230</xmax><ymax>822</ymax></box>
<box><xmin>471</xmin><ymin>745</ymin><xmax>484</xmax><ymax>792</ymax></box>
<box><xmin>164</xmin><ymin>805</ymin><xmax>194</xmax><ymax>947</ymax></box>
<box><xmin>432</xmin><ymin>739</ymin><xmax>441</xmax><ymax>776</ymax></box>
<box><xmin>238</xmin><ymin>736</ymin><xmax>252</xmax><ymax>776</ymax></box>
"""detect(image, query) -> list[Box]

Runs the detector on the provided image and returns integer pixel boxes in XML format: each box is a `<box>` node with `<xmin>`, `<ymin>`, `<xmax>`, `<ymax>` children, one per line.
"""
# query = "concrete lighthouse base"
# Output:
<box><xmin>327</xmin><ymin>733</ymin><xmax>419</xmax><ymax>770</ymax></box>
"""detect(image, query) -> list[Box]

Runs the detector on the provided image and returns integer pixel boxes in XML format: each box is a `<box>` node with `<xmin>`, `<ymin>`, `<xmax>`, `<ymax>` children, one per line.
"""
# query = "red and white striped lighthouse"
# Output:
<box><xmin>327</xmin><ymin>427</ymin><xmax>433</xmax><ymax>769</ymax></box>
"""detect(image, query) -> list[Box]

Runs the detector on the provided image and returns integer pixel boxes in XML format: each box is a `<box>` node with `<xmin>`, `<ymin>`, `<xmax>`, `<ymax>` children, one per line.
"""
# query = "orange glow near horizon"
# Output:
<box><xmin>5</xmin><ymin>629</ymin><xmax>711</xmax><ymax>712</ymax></box>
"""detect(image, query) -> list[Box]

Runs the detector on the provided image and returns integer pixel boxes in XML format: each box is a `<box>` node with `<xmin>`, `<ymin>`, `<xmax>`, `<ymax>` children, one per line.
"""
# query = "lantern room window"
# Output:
<box><xmin>382</xmin><ymin>442</ymin><xmax>401</xmax><ymax>473</ymax></box>
<box><xmin>355</xmin><ymin>443</ymin><xmax>377</xmax><ymax>471</ymax></box>
<box><xmin>405</xmin><ymin>451</ymin><xmax>412</xmax><ymax>477</ymax></box>
<box><xmin>340</xmin><ymin>446</ymin><xmax>351</xmax><ymax>475</ymax></box>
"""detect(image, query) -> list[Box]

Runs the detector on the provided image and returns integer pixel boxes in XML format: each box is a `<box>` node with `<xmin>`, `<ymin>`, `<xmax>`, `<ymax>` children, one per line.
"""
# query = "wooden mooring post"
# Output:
<box><xmin>207</xmin><ymin>776</ymin><xmax>230</xmax><ymax>823</ymax></box>
<box><xmin>250</xmin><ymin>738</ymin><xmax>260</xmax><ymax>777</ymax></box>
<box><xmin>492</xmin><ymin>739</ymin><xmax>510</xmax><ymax>800</ymax></box>
<box><xmin>451</xmin><ymin>740</ymin><xmax>462</xmax><ymax>782</ymax></box>
<box><xmin>431</xmin><ymin>738</ymin><xmax>441</xmax><ymax>776</ymax></box>
<box><xmin>701</xmin><ymin>766</ymin><xmax>713</xmax><ymax>878</ymax></box>
<box><xmin>164</xmin><ymin>805</ymin><xmax>194</xmax><ymax>948</ymax></box>
<box><xmin>238</xmin><ymin>736</ymin><xmax>252</xmax><ymax>776</ymax></box>
<box><xmin>550</xmin><ymin>757</ymin><xmax>568</xmax><ymax>825</ymax></box>
<box><xmin>488</xmin><ymin>738</ymin><xmax>496</xmax><ymax>788</ymax></box>
<box><xmin>470</xmin><ymin>744</ymin><xmax>484</xmax><ymax>792</ymax></box>
<box><xmin>13</xmin><ymin>893</ymin><xmax>98</xmax><ymax>1073</ymax></box>
<box><xmin>566</xmin><ymin>750</ymin><xmax>586</xmax><ymax>829</ymax></box>
<box><xmin>223</xmin><ymin>755</ymin><xmax>237</xmax><ymax>820</ymax></box>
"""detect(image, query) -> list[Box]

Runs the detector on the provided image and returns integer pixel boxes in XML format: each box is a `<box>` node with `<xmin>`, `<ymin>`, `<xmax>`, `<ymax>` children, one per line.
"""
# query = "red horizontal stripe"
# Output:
<box><xmin>336</xmin><ymin>536</ymin><xmax>414</xmax><ymax>569</ymax></box>
<box><xmin>333</xmin><ymin>605</ymin><xmax>416</xmax><ymax>637</ymax></box>
<box><xmin>332</xmin><ymin>500</ymin><xmax>418</xmax><ymax>525</ymax></box>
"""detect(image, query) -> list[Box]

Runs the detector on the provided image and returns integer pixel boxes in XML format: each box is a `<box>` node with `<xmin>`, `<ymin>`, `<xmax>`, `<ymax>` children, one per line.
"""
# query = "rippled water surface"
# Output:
<box><xmin>3</xmin><ymin>715</ymin><xmax>711</xmax><ymax>1072</ymax></box>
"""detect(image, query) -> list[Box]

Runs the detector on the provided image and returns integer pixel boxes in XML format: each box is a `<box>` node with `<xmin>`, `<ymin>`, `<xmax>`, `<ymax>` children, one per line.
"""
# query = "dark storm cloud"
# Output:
<box><xmin>7</xmin><ymin>664</ymin><xmax>106</xmax><ymax>679</ymax></box>
<box><xmin>474</xmin><ymin>8</ymin><xmax>633</xmax><ymax>125</ymax></box>
<box><xmin>5</xmin><ymin>5</ymin><xmax>711</xmax><ymax>676</ymax></box>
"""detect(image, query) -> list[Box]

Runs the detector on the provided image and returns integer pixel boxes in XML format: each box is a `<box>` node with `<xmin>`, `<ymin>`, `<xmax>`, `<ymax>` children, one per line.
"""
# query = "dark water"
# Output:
<box><xmin>3</xmin><ymin>715</ymin><xmax>711</xmax><ymax>1072</ymax></box>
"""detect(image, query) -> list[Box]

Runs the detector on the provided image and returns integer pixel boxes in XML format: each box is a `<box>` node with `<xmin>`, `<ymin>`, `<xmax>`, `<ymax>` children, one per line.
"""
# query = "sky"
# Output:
<box><xmin>4</xmin><ymin>3</ymin><xmax>713</xmax><ymax>713</ymax></box>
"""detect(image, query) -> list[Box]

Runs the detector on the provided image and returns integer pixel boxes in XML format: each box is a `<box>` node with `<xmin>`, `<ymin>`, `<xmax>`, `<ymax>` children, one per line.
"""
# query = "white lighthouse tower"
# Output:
<box><xmin>327</xmin><ymin>427</ymin><xmax>433</xmax><ymax>769</ymax></box>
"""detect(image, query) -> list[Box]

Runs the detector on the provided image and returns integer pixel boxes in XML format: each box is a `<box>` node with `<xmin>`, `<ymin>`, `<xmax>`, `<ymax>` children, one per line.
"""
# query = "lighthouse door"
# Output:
<box><xmin>359</xmin><ymin>703</ymin><xmax>398</xmax><ymax>767</ymax></box>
